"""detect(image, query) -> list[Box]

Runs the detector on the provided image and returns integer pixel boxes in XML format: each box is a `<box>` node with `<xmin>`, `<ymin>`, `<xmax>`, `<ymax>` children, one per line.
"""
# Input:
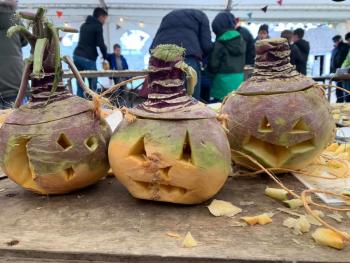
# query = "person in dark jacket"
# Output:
<box><xmin>106</xmin><ymin>43</ymin><xmax>129</xmax><ymax>84</ymax></box>
<box><xmin>281</xmin><ymin>30</ymin><xmax>303</xmax><ymax>69</ymax></box>
<box><xmin>150</xmin><ymin>9</ymin><xmax>212</xmax><ymax>100</ymax></box>
<box><xmin>292</xmin><ymin>28</ymin><xmax>310</xmax><ymax>75</ymax></box>
<box><xmin>0</xmin><ymin>0</ymin><xmax>27</xmax><ymax>109</ymax></box>
<box><xmin>208</xmin><ymin>11</ymin><xmax>246</xmax><ymax>101</ymax></box>
<box><xmin>73</xmin><ymin>7</ymin><xmax>108</xmax><ymax>97</ymax></box>
<box><xmin>236</xmin><ymin>23</ymin><xmax>255</xmax><ymax>65</ymax></box>
<box><xmin>330</xmin><ymin>35</ymin><xmax>349</xmax><ymax>102</ymax></box>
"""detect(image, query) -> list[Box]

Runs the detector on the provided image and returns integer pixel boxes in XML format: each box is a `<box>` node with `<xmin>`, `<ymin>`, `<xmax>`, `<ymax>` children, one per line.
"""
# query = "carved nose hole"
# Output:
<box><xmin>258</xmin><ymin>116</ymin><xmax>273</xmax><ymax>133</ymax></box>
<box><xmin>181</xmin><ymin>131</ymin><xmax>192</xmax><ymax>164</ymax></box>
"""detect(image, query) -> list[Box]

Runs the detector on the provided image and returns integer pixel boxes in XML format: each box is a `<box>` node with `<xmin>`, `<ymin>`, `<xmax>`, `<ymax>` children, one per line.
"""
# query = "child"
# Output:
<box><xmin>208</xmin><ymin>12</ymin><xmax>246</xmax><ymax>101</ymax></box>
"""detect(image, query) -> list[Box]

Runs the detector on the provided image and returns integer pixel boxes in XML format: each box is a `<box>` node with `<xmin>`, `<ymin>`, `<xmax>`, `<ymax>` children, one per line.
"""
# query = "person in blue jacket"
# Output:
<box><xmin>106</xmin><ymin>43</ymin><xmax>129</xmax><ymax>85</ymax></box>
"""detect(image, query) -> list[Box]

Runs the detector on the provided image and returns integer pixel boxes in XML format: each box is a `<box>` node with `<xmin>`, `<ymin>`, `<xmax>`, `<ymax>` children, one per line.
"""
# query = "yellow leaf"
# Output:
<box><xmin>265</xmin><ymin>187</ymin><xmax>289</xmax><ymax>201</ymax></box>
<box><xmin>312</xmin><ymin>228</ymin><xmax>345</xmax><ymax>250</ymax></box>
<box><xmin>182</xmin><ymin>232</ymin><xmax>197</xmax><ymax>248</ymax></box>
<box><xmin>207</xmin><ymin>199</ymin><xmax>242</xmax><ymax>217</ymax></box>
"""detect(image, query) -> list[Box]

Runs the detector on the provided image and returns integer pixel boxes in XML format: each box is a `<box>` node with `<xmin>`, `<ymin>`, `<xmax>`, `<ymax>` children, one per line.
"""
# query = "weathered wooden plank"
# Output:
<box><xmin>0</xmin><ymin>175</ymin><xmax>349</xmax><ymax>262</ymax></box>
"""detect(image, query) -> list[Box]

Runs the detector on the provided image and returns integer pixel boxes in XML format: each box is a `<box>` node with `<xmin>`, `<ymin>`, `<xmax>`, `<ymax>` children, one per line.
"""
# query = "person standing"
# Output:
<box><xmin>106</xmin><ymin>44</ymin><xmax>129</xmax><ymax>85</ymax></box>
<box><xmin>256</xmin><ymin>24</ymin><xmax>269</xmax><ymax>41</ymax></box>
<box><xmin>281</xmin><ymin>30</ymin><xmax>303</xmax><ymax>69</ymax></box>
<box><xmin>150</xmin><ymin>9</ymin><xmax>212</xmax><ymax>100</ymax></box>
<box><xmin>73</xmin><ymin>7</ymin><xmax>108</xmax><ymax>98</ymax></box>
<box><xmin>292</xmin><ymin>28</ymin><xmax>310</xmax><ymax>75</ymax></box>
<box><xmin>330</xmin><ymin>35</ymin><xmax>349</xmax><ymax>102</ymax></box>
<box><xmin>208</xmin><ymin>11</ymin><xmax>245</xmax><ymax>101</ymax></box>
<box><xmin>340</xmin><ymin>33</ymin><xmax>350</xmax><ymax>102</ymax></box>
<box><xmin>235</xmin><ymin>18</ymin><xmax>255</xmax><ymax>65</ymax></box>
<box><xmin>0</xmin><ymin>0</ymin><xmax>28</xmax><ymax>109</ymax></box>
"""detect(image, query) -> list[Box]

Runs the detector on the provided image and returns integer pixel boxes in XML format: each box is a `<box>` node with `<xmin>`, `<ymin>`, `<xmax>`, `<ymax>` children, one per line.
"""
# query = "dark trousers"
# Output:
<box><xmin>184</xmin><ymin>57</ymin><xmax>201</xmax><ymax>100</ymax></box>
<box><xmin>339</xmin><ymin>81</ymin><xmax>350</xmax><ymax>103</ymax></box>
<box><xmin>73</xmin><ymin>55</ymin><xmax>97</xmax><ymax>98</ymax></box>
<box><xmin>0</xmin><ymin>96</ymin><xmax>17</xmax><ymax>109</ymax></box>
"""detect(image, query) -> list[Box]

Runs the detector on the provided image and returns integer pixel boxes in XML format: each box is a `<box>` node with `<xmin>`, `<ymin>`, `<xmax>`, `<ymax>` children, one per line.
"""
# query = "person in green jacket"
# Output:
<box><xmin>208</xmin><ymin>11</ymin><xmax>246</xmax><ymax>101</ymax></box>
<box><xmin>341</xmin><ymin>32</ymin><xmax>350</xmax><ymax>102</ymax></box>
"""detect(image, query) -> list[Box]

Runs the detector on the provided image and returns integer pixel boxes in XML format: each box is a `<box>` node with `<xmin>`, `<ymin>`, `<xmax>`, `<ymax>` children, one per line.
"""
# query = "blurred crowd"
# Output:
<box><xmin>2</xmin><ymin>2</ymin><xmax>350</xmax><ymax>108</ymax></box>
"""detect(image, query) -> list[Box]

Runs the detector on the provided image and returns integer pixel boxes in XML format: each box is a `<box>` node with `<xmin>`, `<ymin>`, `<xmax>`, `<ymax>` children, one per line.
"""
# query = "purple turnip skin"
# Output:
<box><xmin>222</xmin><ymin>38</ymin><xmax>335</xmax><ymax>170</ymax></box>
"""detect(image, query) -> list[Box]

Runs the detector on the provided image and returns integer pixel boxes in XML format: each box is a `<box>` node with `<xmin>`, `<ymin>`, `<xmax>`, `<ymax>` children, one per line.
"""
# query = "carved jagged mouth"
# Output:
<box><xmin>243</xmin><ymin>136</ymin><xmax>315</xmax><ymax>167</ymax></box>
<box><xmin>133</xmin><ymin>180</ymin><xmax>188</xmax><ymax>196</ymax></box>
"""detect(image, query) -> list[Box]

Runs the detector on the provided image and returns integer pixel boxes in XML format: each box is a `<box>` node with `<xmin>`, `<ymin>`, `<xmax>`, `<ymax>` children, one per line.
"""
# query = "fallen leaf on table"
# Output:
<box><xmin>241</xmin><ymin>214</ymin><xmax>272</xmax><ymax>226</ymax></box>
<box><xmin>312</xmin><ymin>228</ymin><xmax>345</xmax><ymax>250</ymax></box>
<box><xmin>207</xmin><ymin>199</ymin><xmax>242</xmax><ymax>217</ymax></box>
<box><xmin>182</xmin><ymin>232</ymin><xmax>197</xmax><ymax>248</ymax></box>
<box><xmin>265</xmin><ymin>187</ymin><xmax>289</xmax><ymax>201</ymax></box>
<box><xmin>304</xmin><ymin>210</ymin><xmax>324</xmax><ymax>226</ymax></box>
<box><xmin>327</xmin><ymin>213</ymin><xmax>343</xmax><ymax>223</ymax></box>
<box><xmin>166</xmin><ymin>232</ymin><xmax>181</xmax><ymax>239</ymax></box>
<box><xmin>284</xmin><ymin>199</ymin><xmax>303</xmax><ymax>209</ymax></box>
<box><xmin>283</xmin><ymin>216</ymin><xmax>310</xmax><ymax>235</ymax></box>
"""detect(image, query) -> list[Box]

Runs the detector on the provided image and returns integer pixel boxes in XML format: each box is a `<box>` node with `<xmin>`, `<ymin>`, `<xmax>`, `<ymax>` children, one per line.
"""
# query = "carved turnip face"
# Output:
<box><xmin>223</xmin><ymin>89</ymin><xmax>335</xmax><ymax>170</ymax></box>
<box><xmin>108</xmin><ymin>44</ymin><xmax>231</xmax><ymax>204</ymax></box>
<box><xmin>109</xmin><ymin>118</ymin><xmax>231</xmax><ymax>204</ymax></box>
<box><xmin>0</xmin><ymin>8</ymin><xmax>111</xmax><ymax>194</ymax></box>
<box><xmin>222</xmin><ymin>38</ymin><xmax>335</xmax><ymax>170</ymax></box>
<box><xmin>0</xmin><ymin>97</ymin><xmax>111</xmax><ymax>194</ymax></box>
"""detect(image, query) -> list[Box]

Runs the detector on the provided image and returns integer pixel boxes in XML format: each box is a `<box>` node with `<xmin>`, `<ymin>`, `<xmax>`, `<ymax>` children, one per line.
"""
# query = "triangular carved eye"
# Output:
<box><xmin>290</xmin><ymin>118</ymin><xmax>310</xmax><ymax>134</ymax></box>
<box><xmin>181</xmin><ymin>131</ymin><xmax>192</xmax><ymax>163</ymax></box>
<box><xmin>258</xmin><ymin>116</ymin><xmax>273</xmax><ymax>132</ymax></box>
<box><xmin>129</xmin><ymin>136</ymin><xmax>146</xmax><ymax>156</ymax></box>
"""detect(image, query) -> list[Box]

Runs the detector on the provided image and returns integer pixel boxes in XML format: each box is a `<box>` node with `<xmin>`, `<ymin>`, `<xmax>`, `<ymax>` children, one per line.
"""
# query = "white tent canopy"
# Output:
<box><xmin>17</xmin><ymin>0</ymin><xmax>350</xmax><ymax>23</ymax></box>
<box><xmin>15</xmin><ymin>0</ymin><xmax>350</xmax><ymax>74</ymax></box>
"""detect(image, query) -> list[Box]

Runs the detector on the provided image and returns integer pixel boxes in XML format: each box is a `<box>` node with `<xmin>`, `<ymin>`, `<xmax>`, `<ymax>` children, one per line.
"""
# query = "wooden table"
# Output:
<box><xmin>0</xmin><ymin>173</ymin><xmax>349</xmax><ymax>262</ymax></box>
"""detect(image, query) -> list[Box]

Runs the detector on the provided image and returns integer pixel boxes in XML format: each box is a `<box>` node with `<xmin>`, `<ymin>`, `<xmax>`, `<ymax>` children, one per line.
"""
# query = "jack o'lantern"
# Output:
<box><xmin>222</xmin><ymin>38</ymin><xmax>335</xmax><ymax>170</ymax></box>
<box><xmin>109</xmin><ymin>45</ymin><xmax>231</xmax><ymax>204</ymax></box>
<box><xmin>0</xmin><ymin>8</ymin><xmax>111</xmax><ymax>194</ymax></box>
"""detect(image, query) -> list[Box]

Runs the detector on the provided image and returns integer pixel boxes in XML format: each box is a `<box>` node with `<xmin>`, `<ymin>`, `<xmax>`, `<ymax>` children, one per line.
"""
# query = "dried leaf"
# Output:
<box><xmin>182</xmin><ymin>232</ymin><xmax>197</xmax><ymax>248</ymax></box>
<box><xmin>312</xmin><ymin>228</ymin><xmax>345</xmax><ymax>250</ymax></box>
<box><xmin>305</xmin><ymin>215</ymin><xmax>322</xmax><ymax>226</ymax></box>
<box><xmin>241</xmin><ymin>214</ymin><xmax>272</xmax><ymax>226</ymax></box>
<box><xmin>166</xmin><ymin>232</ymin><xmax>181</xmax><ymax>239</ymax></box>
<box><xmin>265</xmin><ymin>187</ymin><xmax>289</xmax><ymax>201</ymax></box>
<box><xmin>283</xmin><ymin>216</ymin><xmax>310</xmax><ymax>235</ymax></box>
<box><xmin>207</xmin><ymin>199</ymin><xmax>242</xmax><ymax>217</ymax></box>
<box><xmin>283</xmin><ymin>199</ymin><xmax>303</xmax><ymax>209</ymax></box>
<box><xmin>327</xmin><ymin>213</ymin><xmax>343</xmax><ymax>223</ymax></box>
